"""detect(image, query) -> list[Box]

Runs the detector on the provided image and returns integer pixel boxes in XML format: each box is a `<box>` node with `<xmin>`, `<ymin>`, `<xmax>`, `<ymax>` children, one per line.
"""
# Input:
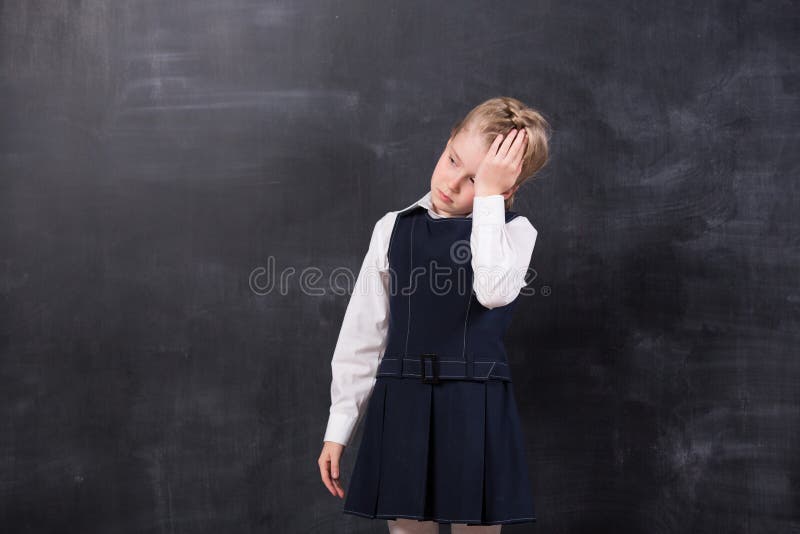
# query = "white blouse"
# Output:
<box><xmin>323</xmin><ymin>191</ymin><xmax>538</xmax><ymax>446</ymax></box>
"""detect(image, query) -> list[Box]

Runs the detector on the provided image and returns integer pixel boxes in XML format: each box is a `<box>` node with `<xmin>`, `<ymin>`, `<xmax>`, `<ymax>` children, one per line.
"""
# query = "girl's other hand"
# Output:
<box><xmin>318</xmin><ymin>441</ymin><xmax>346</xmax><ymax>498</ymax></box>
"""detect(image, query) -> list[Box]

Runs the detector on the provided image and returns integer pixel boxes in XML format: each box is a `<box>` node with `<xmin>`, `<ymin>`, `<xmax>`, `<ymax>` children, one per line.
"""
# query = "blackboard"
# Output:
<box><xmin>1</xmin><ymin>1</ymin><xmax>797</xmax><ymax>532</ymax></box>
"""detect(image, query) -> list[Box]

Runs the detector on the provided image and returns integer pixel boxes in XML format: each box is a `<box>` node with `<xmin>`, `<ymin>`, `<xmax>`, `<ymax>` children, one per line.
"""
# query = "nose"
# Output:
<box><xmin>446</xmin><ymin>175</ymin><xmax>462</xmax><ymax>193</ymax></box>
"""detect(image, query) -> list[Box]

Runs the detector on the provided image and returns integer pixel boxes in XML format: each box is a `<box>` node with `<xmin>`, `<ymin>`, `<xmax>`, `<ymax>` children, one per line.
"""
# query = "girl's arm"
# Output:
<box><xmin>470</xmin><ymin>194</ymin><xmax>538</xmax><ymax>309</ymax></box>
<box><xmin>323</xmin><ymin>213</ymin><xmax>393</xmax><ymax>447</ymax></box>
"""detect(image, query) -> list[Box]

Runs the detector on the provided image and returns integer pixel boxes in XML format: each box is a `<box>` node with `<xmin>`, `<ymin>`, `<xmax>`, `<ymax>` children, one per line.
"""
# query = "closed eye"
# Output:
<box><xmin>449</xmin><ymin>156</ymin><xmax>475</xmax><ymax>183</ymax></box>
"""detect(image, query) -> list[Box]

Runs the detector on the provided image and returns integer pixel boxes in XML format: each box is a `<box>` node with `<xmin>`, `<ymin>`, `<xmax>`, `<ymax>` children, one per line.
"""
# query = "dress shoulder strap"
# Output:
<box><xmin>396</xmin><ymin>204</ymin><xmax>426</xmax><ymax>218</ymax></box>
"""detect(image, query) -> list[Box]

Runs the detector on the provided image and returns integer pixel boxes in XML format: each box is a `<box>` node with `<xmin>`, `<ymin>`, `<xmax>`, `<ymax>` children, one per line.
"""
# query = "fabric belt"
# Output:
<box><xmin>376</xmin><ymin>355</ymin><xmax>512</xmax><ymax>383</ymax></box>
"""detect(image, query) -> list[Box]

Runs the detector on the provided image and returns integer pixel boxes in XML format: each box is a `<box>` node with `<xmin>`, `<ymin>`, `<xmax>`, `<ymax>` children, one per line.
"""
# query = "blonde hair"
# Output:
<box><xmin>449</xmin><ymin>96</ymin><xmax>552</xmax><ymax>210</ymax></box>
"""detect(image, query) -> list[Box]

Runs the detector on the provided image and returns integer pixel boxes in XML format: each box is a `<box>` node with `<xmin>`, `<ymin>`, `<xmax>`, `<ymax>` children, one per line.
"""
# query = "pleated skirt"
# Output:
<box><xmin>342</xmin><ymin>375</ymin><xmax>537</xmax><ymax>526</ymax></box>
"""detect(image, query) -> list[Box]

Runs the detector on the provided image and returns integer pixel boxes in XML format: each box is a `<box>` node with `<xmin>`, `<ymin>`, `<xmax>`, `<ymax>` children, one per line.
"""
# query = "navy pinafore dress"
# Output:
<box><xmin>342</xmin><ymin>203</ymin><xmax>537</xmax><ymax>526</ymax></box>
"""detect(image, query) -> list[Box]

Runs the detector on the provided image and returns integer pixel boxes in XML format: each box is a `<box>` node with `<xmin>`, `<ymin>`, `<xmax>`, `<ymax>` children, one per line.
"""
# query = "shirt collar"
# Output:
<box><xmin>398</xmin><ymin>190</ymin><xmax>472</xmax><ymax>219</ymax></box>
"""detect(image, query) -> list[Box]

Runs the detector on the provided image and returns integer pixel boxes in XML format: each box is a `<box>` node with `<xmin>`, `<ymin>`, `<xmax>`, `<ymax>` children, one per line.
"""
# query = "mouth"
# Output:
<box><xmin>437</xmin><ymin>188</ymin><xmax>453</xmax><ymax>203</ymax></box>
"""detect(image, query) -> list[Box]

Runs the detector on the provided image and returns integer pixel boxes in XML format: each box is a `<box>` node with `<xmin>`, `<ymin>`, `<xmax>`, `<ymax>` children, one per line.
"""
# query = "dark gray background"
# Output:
<box><xmin>1</xmin><ymin>1</ymin><xmax>797</xmax><ymax>533</ymax></box>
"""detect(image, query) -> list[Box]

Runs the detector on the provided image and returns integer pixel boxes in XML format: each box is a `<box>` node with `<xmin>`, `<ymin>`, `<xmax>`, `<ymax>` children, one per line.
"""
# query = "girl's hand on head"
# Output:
<box><xmin>318</xmin><ymin>441</ymin><xmax>346</xmax><ymax>498</ymax></box>
<box><xmin>473</xmin><ymin>128</ymin><xmax>527</xmax><ymax>198</ymax></box>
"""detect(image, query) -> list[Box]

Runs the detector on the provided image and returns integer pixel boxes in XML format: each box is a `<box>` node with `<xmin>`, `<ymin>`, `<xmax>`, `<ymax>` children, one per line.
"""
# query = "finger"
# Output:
<box><xmin>318</xmin><ymin>458</ymin><xmax>337</xmax><ymax>496</ymax></box>
<box><xmin>515</xmin><ymin>158</ymin><xmax>523</xmax><ymax>178</ymax></box>
<box><xmin>487</xmin><ymin>133</ymin><xmax>504</xmax><ymax>157</ymax></box>
<box><xmin>496</xmin><ymin>130</ymin><xmax>514</xmax><ymax>158</ymax></box>
<box><xmin>333</xmin><ymin>476</ymin><xmax>345</xmax><ymax>498</ymax></box>
<box><xmin>494</xmin><ymin>130</ymin><xmax>514</xmax><ymax>161</ymax></box>
<box><xmin>319</xmin><ymin>460</ymin><xmax>335</xmax><ymax>496</ymax></box>
<box><xmin>506</xmin><ymin>129</ymin><xmax>527</xmax><ymax>162</ymax></box>
<box><xmin>330</xmin><ymin>454</ymin><xmax>345</xmax><ymax>498</ymax></box>
<box><xmin>497</xmin><ymin>129</ymin><xmax>520</xmax><ymax>158</ymax></box>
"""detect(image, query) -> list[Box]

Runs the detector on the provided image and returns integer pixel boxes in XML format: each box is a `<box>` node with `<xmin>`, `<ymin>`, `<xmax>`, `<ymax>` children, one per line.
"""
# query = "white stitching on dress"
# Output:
<box><xmin>378</xmin><ymin>358</ymin><xmax>508</xmax><ymax>366</ymax></box>
<box><xmin>403</xmin><ymin>213</ymin><xmax>415</xmax><ymax>358</ymax></box>
<box><xmin>486</xmin><ymin>362</ymin><xmax>496</xmax><ymax>379</ymax></box>
<box><xmin>462</xmin><ymin>291</ymin><xmax>472</xmax><ymax>364</ymax></box>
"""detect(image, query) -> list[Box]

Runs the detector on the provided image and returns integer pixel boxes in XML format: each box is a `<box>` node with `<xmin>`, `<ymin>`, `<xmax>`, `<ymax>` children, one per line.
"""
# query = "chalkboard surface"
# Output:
<box><xmin>1</xmin><ymin>1</ymin><xmax>797</xmax><ymax>533</ymax></box>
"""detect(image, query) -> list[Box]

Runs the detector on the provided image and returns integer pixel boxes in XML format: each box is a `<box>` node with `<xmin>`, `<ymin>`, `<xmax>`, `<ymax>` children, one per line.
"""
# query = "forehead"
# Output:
<box><xmin>449</xmin><ymin>129</ymin><xmax>487</xmax><ymax>168</ymax></box>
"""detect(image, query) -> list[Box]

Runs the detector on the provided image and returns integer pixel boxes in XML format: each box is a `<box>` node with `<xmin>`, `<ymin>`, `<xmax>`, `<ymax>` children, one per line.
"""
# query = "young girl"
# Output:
<box><xmin>318</xmin><ymin>97</ymin><xmax>551</xmax><ymax>533</ymax></box>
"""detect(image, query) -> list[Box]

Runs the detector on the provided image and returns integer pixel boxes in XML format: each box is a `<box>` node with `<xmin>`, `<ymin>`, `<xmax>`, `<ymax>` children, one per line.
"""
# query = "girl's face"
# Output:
<box><xmin>429</xmin><ymin>128</ymin><xmax>488</xmax><ymax>217</ymax></box>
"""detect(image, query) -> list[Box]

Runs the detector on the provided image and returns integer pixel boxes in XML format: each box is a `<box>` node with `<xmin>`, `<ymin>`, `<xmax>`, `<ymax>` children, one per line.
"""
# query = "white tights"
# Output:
<box><xmin>387</xmin><ymin>517</ymin><xmax>501</xmax><ymax>533</ymax></box>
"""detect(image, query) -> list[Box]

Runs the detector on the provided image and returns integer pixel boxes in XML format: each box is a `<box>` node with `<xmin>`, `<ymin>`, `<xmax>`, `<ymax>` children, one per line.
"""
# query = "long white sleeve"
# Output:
<box><xmin>470</xmin><ymin>194</ymin><xmax>538</xmax><ymax>309</ymax></box>
<box><xmin>323</xmin><ymin>213</ymin><xmax>392</xmax><ymax>447</ymax></box>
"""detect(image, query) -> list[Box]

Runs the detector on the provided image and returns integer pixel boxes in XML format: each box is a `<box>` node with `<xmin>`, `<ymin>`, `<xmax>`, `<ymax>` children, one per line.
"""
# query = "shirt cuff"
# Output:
<box><xmin>323</xmin><ymin>412</ymin><xmax>356</xmax><ymax>447</ymax></box>
<box><xmin>472</xmin><ymin>194</ymin><xmax>506</xmax><ymax>227</ymax></box>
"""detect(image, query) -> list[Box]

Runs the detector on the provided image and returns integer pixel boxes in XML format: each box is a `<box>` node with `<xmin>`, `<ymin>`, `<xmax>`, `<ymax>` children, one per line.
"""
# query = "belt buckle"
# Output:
<box><xmin>420</xmin><ymin>353</ymin><xmax>440</xmax><ymax>384</ymax></box>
